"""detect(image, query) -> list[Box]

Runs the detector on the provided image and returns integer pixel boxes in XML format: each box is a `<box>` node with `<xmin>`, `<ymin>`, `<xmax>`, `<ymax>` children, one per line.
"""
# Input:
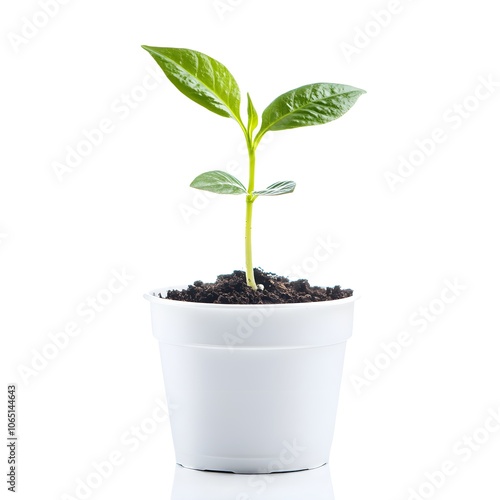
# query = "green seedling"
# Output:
<box><xmin>142</xmin><ymin>46</ymin><xmax>365</xmax><ymax>290</ymax></box>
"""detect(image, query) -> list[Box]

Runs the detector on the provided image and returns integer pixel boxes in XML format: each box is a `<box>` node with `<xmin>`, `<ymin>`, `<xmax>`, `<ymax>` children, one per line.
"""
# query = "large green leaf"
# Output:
<box><xmin>190</xmin><ymin>170</ymin><xmax>247</xmax><ymax>195</ymax></box>
<box><xmin>257</xmin><ymin>83</ymin><xmax>365</xmax><ymax>140</ymax></box>
<box><xmin>142</xmin><ymin>46</ymin><xmax>242</xmax><ymax>120</ymax></box>
<box><xmin>253</xmin><ymin>181</ymin><xmax>296</xmax><ymax>197</ymax></box>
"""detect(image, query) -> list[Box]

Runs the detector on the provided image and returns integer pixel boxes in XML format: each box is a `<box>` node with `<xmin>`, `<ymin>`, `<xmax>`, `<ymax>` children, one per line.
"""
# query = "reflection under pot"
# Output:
<box><xmin>171</xmin><ymin>463</ymin><xmax>334</xmax><ymax>500</ymax></box>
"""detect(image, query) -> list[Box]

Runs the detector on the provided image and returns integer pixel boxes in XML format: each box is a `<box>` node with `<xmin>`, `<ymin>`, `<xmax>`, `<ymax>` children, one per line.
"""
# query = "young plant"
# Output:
<box><xmin>142</xmin><ymin>46</ymin><xmax>365</xmax><ymax>290</ymax></box>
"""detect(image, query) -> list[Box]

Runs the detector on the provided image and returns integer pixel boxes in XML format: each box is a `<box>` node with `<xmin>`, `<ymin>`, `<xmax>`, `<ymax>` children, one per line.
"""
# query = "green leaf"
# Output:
<box><xmin>247</xmin><ymin>93</ymin><xmax>258</xmax><ymax>136</ymax></box>
<box><xmin>253</xmin><ymin>181</ymin><xmax>296</xmax><ymax>197</ymax></box>
<box><xmin>257</xmin><ymin>83</ymin><xmax>365</xmax><ymax>140</ymax></box>
<box><xmin>142</xmin><ymin>46</ymin><xmax>242</xmax><ymax>121</ymax></box>
<box><xmin>190</xmin><ymin>170</ymin><xmax>247</xmax><ymax>195</ymax></box>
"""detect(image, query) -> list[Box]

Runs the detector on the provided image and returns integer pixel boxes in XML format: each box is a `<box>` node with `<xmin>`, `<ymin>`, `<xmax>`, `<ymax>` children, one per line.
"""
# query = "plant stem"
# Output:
<box><xmin>245</xmin><ymin>197</ymin><xmax>256</xmax><ymax>289</ymax></box>
<box><xmin>245</xmin><ymin>144</ymin><xmax>257</xmax><ymax>290</ymax></box>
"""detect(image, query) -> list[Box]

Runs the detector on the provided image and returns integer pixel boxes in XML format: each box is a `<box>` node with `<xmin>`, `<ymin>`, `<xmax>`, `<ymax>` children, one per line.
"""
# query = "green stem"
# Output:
<box><xmin>245</xmin><ymin>196</ymin><xmax>256</xmax><ymax>289</ymax></box>
<box><xmin>245</xmin><ymin>144</ymin><xmax>257</xmax><ymax>290</ymax></box>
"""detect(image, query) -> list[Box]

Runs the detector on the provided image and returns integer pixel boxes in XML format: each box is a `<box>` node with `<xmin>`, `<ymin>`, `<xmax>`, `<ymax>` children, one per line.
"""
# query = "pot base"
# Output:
<box><xmin>176</xmin><ymin>455</ymin><xmax>328</xmax><ymax>475</ymax></box>
<box><xmin>171</xmin><ymin>463</ymin><xmax>335</xmax><ymax>499</ymax></box>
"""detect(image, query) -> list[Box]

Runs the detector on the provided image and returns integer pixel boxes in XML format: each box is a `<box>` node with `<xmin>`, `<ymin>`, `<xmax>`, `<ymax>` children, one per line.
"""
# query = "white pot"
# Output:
<box><xmin>144</xmin><ymin>286</ymin><xmax>356</xmax><ymax>474</ymax></box>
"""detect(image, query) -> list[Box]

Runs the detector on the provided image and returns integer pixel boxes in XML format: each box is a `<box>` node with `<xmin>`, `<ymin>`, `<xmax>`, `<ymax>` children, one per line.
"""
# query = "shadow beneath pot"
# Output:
<box><xmin>171</xmin><ymin>463</ymin><xmax>335</xmax><ymax>499</ymax></box>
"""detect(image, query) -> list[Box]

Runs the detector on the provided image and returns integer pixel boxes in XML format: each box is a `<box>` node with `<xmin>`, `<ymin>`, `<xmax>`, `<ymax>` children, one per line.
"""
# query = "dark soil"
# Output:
<box><xmin>158</xmin><ymin>269</ymin><xmax>353</xmax><ymax>305</ymax></box>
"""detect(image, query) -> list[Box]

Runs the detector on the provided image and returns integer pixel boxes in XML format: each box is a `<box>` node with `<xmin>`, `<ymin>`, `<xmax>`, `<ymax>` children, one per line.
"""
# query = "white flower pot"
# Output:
<box><xmin>144</xmin><ymin>286</ymin><xmax>356</xmax><ymax>474</ymax></box>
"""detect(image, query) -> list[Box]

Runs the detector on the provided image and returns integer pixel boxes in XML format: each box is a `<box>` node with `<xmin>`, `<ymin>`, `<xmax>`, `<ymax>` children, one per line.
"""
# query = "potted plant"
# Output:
<box><xmin>142</xmin><ymin>45</ymin><xmax>365</xmax><ymax>474</ymax></box>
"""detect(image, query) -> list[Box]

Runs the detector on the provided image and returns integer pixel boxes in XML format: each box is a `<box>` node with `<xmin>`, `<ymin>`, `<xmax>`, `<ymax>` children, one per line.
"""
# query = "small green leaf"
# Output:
<box><xmin>253</xmin><ymin>181</ymin><xmax>296</xmax><ymax>197</ymax></box>
<box><xmin>142</xmin><ymin>46</ymin><xmax>242</xmax><ymax>121</ymax></box>
<box><xmin>257</xmin><ymin>83</ymin><xmax>365</xmax><ymax>141</ymax></box>
<box><xmin>190</xmin><ymin>170</ymin><xmax>247</xmax><ymax>195</ymax></box>
<box><xmin>247</xmin><ymin>93</ymin><xmax>258</xmax><ymax>136</ymax></box>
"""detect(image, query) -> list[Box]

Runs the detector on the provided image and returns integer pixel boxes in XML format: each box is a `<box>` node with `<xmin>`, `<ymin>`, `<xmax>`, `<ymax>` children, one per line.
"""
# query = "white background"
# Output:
<box><xmin>1</xmin><ymin>0</ymin><xmax>500</xmax><ymax>498</ymax></box>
